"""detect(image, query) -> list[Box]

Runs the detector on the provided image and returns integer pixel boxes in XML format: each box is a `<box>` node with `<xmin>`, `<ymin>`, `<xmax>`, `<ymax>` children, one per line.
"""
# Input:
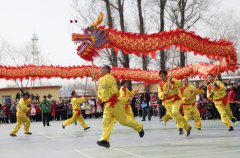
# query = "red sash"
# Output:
<box><xmin>182</xmin><ymin>102</ymin><xmax>196</xmax><ymax>106</ymax></box>
<box><xmin>106</xmin><ymin>94</ymin><xmax>119</xmax><ymax>107</ymax></box>
<box><xmin>163</xmin><ymin>94</ymin><xmax>180</xmax><ymax>103</ymax></box>
<box><xmin>214</xmin><ymin>97</ymin><xmax>228</xmax><ymax>106</ymax></box>
<box><xmin>74</xmin><ymin>109</ymin><xmax>81</xmax><ymax>115</ymax></box>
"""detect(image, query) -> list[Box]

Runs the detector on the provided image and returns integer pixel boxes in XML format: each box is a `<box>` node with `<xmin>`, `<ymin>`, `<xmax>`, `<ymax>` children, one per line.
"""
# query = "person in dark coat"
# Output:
<box><xmin>140</xmin><ymin>89</ymin><xmax>151</xmax><ymax>121</ymax></box>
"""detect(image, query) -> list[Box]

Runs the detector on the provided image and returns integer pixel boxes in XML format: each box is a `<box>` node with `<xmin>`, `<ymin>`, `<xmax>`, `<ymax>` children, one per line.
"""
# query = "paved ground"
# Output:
<box><xmin>0</xmin><ymin>117</ymin><xmax>240</xmax><ymax>158</ymax></box>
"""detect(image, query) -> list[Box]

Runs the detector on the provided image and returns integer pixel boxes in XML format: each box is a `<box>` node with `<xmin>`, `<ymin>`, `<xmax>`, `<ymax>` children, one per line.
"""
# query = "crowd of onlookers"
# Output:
<box><xmin>1</xmin><ymin>80</ymin><xmax>240</xmax><ymax>124</ymax></box>
<box><xmin>0</xmin><ymin>97</ymin><xmax>103</xmax><ymax>124</ymax></box>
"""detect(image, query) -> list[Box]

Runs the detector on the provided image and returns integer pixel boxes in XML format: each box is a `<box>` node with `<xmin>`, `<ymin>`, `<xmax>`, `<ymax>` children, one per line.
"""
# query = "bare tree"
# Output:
<box><xmin>152</xmin><ymin>0</ymin><xmax>168</xmax><ymax>70</ymax></box>
<box><xmin>159</xmin><ymin>0</ymin><xmax>168</xmax><ymax>70</ymax></box>
<box><xmin>107</xmin><ymin>0</ymin><xmax>133</xmax><ymax>90</ymax></box>
<box><xmin>103</xmin><ymin>0</ymin><xmax>118</xmax><ymax>67</ymax></box>
<box><xmin>209</xmin><ymin>12</ymin><xmax>240</xmax><ymax>76</ymax></box>
<box><xmin>1</xmin><ymin>40</ymin><xmax>48</xmax><ymax>93</ymax></box>
<box><xmin>165</xmin><ymin>0</ymin><xmax>212</xmax><ymax>67</ymax></box>
<box><xmin>136</xmin><ymin>0</ymin><xmax>153</xmax><ymax>92</ymax></box>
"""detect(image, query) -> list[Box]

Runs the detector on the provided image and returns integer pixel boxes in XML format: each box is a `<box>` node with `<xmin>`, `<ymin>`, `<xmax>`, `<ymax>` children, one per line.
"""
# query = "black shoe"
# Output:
<box><xmin>47</xmin><ymin>125</ymin><xmax>50</xmax><ymax>126</ymax></box>
<box><xmin>196</xmin><ymin>128</ymin><xmax>201</xmax><ymax>130</ymax></box>
<box><xmin>62</xmin><ymin>124</ymin><xmax>65</xmax><ymax>129</ymax></box>
<box><xmin>84</xmin><ymin>127</ymin><xmax>90</xmax><ymax>130</ymax></box>
<box><xmin>179</xmin><ymin>128</ymin><xmax>184</xmax><ymax>135</ymax></box>
<box><xmin>25</xmin><ymin>132</ymin><xmax>32</xmax><ymax>135</ymax></box>
<box><xmin>187</xmin><ymin>126</ymin><xmax>192</xmax><ymax>136</ymax></box>
<box><xmin>10</xmin><ymin>133</ymin><xmax>17</xmax><ymax>137</ymax></box>
<box><xmin>43</xmin><ymin>124</ymin><xmax>45</xmax><ymax>126</ymax></box>
<box><xmin>141</xmin><ymin>120</ymin><xmax>145</xmax><ymax>121</ymax></box>
<box><xmin>229</xmin><ymin>126</ymin><xmax>234</xmax><ymax>131</ymax></box>
<box><xmin>231</xmin><ymin>118</ymin><xmax>236</xmax><ymax>123</ymax></box>
<box><xmin>139</xmin><ymin>129</ymin><xmax>144</xmax><ymax>138</ymax></box>
<box><xmin>97</xmin><ymin>140</ymin><xmax>110</xmax><ymax>148</ymax></box>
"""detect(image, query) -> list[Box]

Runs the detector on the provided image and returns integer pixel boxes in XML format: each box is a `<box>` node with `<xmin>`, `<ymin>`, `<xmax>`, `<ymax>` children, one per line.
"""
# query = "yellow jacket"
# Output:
<box><xmin>158</xmin><ymin>78</ymin><xmax>182</xmax><ymax>104</ymax></box>
<box><xmin>207</xmin><ymin>80</ymin><xmax>226</xmax><ymax>101</ymax></box>
<box><xmin>17</xmin><ymin>98</ymin><xmax>32</xmax><ymax>114</ymax></box>
<box><xmin>98</xmin><ymin>73</ymin><xmax>119</xmax><ymax>102</ymax></box>
<box><xmin>119</xmin><ymin>86</ymin><xmax>135</xmax><ymax>104</ymax></box>
<box><xmin>71</xmin><ymin>97</ymin><xmax>85</xmax><ymax>114</ymax></box>
<box><xmin>179</xmin><ymin>84</ymin><xmax>203</xmax><ymax>105</ymax></box>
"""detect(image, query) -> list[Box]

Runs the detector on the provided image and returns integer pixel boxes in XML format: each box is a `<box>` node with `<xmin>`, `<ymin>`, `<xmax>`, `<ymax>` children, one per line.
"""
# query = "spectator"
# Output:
<box><xmin>40</xmin><ymin>96</ymin><xmax>51</xmax><ymax>126</ymax></box>
<box><xmin>35</xmin><ymin>101</ymin><xmax>42</xmax><ymax>122</ymax></box>
<box><xmin>89</xmin><ymin>99</ymin><xmax>95</xmax><ymax>118</ymax></box>
<box><xmin>3</xmin><ymin>104</ymin><xmax>10</xmax><ymax>123</ymax></box>
<box><xmin>140</xmin><ymin>89</ymin><xmax>151</xmax><ymax>121</ymax></box>
<box><xmin>96</xmin><ymin>100</ymin><xmax>103</xmax><ymax>118</ymax></box>
<box><xmin>236</xmin><ymin>81</ymin><xmax>240</xmax><ymax>101</ymax></box>
<box><xmin>30</xmin><ymin>105</ymin><xmax>36</xmax><ymax>122</ymax></box>
<box><xmin>0</xmin><ymin>104</ymin><xmax>4</xmax><ymax>124</ymax></box>
<box><xmin>55</xmin><ymin>100</ymin><xmax>62</xmax><ymax>121</ymax></box>
<box><xmin>131</xmin><ymin>96</ymin><xmax>138</xmax><ymax>117</ymax></box>
<box><xmin>10</xmin><ymin>101</ymin><xmax>17</xmax><ymax>123</ymax></box>
<box><xmin>50</xmin><ymin>100</ymin><xmax>57</xmax><ymax>121</ymax></box>
<box><xmin>228</xmin><ymin>84</ymin><xmax>237</xmax><ymax>114</ymax></box>
<box><xmin>85</xmin><ymin>100</ymin><xmax>92</xmax><ymax>119</ymax></box>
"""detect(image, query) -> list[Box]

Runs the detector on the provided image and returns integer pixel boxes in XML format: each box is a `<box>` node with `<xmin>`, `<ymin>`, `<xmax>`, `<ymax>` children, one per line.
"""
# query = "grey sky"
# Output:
<box><xmin>0</xmin><ymin>0</ymin><xmax>87</xmax><ymax>66</ymax></box>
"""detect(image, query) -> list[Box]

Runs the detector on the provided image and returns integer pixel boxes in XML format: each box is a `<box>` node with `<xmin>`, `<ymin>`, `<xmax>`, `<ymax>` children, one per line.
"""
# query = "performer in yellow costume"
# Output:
<box><xmin>158</xmin><ymin>70</ymin><xmax>191</xmax><ymax>136</ymax></box>
<box><xmin>207</xmin><ymin>74</ymin><xmax>234</xmax><ymax>131</ymax></box>
<box><xmin>179</xmin><ymin>77</ymin><xmax>202</xmax><ymax>130</ymax></box>
<box><xmin>10</xmin><ymin>92</ymin><xmax>33</xmax><ymax>137</ymax></box>
<box><xmin>119</xmin><ymin>80</ymin><xmax>137</xmax><ymax>119</ymax></box>
<box><xmin>62</xmin><ymin>91</ymin><xmax>90</xmax><ymax>130</ymax></box>
<box><xmin>97</xmin><ymin>65</ymin><xmax>144</xmax><ymax>148</ymax></box>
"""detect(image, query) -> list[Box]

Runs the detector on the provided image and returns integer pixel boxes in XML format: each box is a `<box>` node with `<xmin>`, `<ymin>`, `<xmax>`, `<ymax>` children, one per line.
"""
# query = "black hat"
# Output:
<box><xmin>23</xmin><ymin>92</ymin><xmax>30</xmax><ymax>97</ymax></box>
<box><xmin>120</xmin><ymin>80</ymin><xmax>127</xmax><ymax>86</ymax></box>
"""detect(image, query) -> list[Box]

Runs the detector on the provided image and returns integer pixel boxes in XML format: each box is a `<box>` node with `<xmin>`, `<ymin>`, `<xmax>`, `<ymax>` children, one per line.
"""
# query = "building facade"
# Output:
<box><xmin>0</xmin><ymin>86</ymin><xmax>62</xmax><ymax>104</ymax></box>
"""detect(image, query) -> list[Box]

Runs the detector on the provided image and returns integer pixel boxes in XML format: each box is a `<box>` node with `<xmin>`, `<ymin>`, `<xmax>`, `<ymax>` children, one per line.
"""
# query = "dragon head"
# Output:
<box><xmin>72</xmin><ymin>12</ymin><xmax>108</xmax><ymax>61</ymax></box>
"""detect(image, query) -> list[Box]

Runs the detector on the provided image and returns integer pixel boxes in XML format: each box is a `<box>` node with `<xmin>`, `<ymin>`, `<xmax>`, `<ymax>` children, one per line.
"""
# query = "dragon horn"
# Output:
<box><xmin>90</xmin><ymin>12</ymin><xmax>104</xmax><ymax>27</ymax></box>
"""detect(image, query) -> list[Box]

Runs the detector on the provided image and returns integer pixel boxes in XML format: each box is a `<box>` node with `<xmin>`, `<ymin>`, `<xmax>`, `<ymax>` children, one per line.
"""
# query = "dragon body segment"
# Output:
<box><xmin>72</xmin><ymin>13</ymin><xmax>237</xmax><ymax>71</ymax></box>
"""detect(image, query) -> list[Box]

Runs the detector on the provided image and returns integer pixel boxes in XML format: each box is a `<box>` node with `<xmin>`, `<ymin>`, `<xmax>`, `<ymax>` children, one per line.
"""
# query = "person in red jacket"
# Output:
<box><xmin>228</xmin><ymin>84</ymin><xmax>237</xmax><ymax>116</ymax></box>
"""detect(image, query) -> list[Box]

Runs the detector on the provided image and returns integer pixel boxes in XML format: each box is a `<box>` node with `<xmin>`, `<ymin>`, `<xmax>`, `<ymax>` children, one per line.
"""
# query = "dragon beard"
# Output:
<box><xmin>76</xmin><ymin>41</ymin><xmax>99</xmax><ymax>61</ymax></box>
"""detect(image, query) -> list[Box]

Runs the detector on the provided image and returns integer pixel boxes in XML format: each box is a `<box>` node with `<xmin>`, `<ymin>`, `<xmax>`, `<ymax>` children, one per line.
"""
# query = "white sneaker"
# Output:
<box><xmin>163</xmin><ymin>121</ymin><xmax>167</xmax><ymax>126</ymax></box>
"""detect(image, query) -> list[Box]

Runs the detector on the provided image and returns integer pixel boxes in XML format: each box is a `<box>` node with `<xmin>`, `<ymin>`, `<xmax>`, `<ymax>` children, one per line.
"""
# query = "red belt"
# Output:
<box><xmin>182</xmin><ymin>102</ymin><xmax>196</xmax><ymax>106</ymax></box>
<box><xmin>163</xmin><ymin>94</ymin><xmax>180</xmax><ymax>103</ymax></box>
<box><xmin>214</xmin><ymin>97</ymin><xmax>228</xmax><ymax>106</ymax></box>
<box><xmin>74</xmin><ymin>109</ymin><xmax>81</xmax><ymax>115</ymax></box>
<box><xmin>106</xmin><ymin>94</ymin><xmax>119</xmax><ymax>107</ymax></box>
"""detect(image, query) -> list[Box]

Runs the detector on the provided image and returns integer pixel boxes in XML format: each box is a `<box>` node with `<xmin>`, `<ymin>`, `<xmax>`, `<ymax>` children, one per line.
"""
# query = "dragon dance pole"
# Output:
<box><xmin>167</xmin><ymin>50</ymin><xmax>176</xmax><ymax>91</ymax></box>
<box><xmin>30</xmin><ymin>77</ymin><xmax>32</xmax><ymax>94</ymax></box>
<box><xmin>91</xmin><ymin>60</ymin><xmax>98</xmax><ymax>98</ymax></box>
<box><xmin>83</xmin><ymin>77</ymin><xmax>88</xmax><ymax>97</ymax></box>
<box><xmin>211</xmin><ymin>59</ymin><xmax>222</xmax><ymax>94</ymax></box>
<box><xmin>28</xmin><ymin>77</ymin><xmax>33</xmax><ymax>118</ymax></box>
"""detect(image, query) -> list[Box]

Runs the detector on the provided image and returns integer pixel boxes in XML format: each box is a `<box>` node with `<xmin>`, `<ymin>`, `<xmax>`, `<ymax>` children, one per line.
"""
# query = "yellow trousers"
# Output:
<box><xmin>100</xmin><ymin>100</ymin><xmax>143</xmax><ymax>142</ymax></box>
<box><xmin>214</xmin><ymin>102</ymin><xmax>232</xmax><ymax>128</ymax></box>
<box><xmin>162</xmin><ymin>100</ymin><xmax>190</xmax><ymax>131</ymax></box>
<box><xmin>162</xmin><ymin>104</ymin><xmax>171</xmax><ymax>123</ymax></box>
<box><xmin>226</xmin><ymin>103</ymin><xmax>234</xmax><ymax>119</ymax></box>
<box><xmin>63</xmin><ymin>113</ymin><xmax>89</xmax><ymax>129</ymax></box>
<box><xmin>183</xmin><ymin>105</ymin><xmax>201</xmax><ymax>129</ymax></box>
<box><xmin>125</xmin><ymin>103</ymin><xmax>134</xmax><ymax>119</ymax></box>
<box><xmin>10</xmin><ymin>113</ymin><xmax>30</xmax><ymax>135</ymax></box>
